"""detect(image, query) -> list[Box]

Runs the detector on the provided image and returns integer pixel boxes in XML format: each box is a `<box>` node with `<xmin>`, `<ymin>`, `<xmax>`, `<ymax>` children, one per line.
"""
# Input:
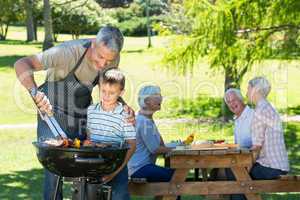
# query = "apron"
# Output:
<box><xmin>37</xmin><ymin>41</ymin><xmax>99</xmax><ymax>140</ymax></box>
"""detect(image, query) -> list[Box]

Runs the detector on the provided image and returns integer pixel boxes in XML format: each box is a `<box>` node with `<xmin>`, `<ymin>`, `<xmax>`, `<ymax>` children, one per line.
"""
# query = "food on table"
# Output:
<box><xmin>213</xmin><ymin>139</ymin><xmax>225</xmax><ymax>144</ymax></box>
<box><xmin>183</xmin><ymin>133</ymin><xmax>195</xmax><ymax>145</ymax></box>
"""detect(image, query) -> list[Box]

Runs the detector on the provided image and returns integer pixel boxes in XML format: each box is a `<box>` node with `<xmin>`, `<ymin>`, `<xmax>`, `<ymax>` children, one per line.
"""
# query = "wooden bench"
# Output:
<box><xmin>129</xmin><ymin>147</ymin><xmax>300</xmax><ymax>199</ymax></box>
<box><xmin>129</xmin><ymin>175</ymin><xmax>300</xmax><ymax>199</ymax></box>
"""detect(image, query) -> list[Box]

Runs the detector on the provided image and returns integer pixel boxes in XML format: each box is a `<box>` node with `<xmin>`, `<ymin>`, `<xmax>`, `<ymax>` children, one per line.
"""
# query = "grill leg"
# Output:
<box><xmin>80</xmin><ymin>179</ymin><xmax>86</xmax><ymax>200</ymax></box>
<box><xmin>53</xmin><ymin>176</ymin><xmax>62</xmax><ymax>200</ymax></box>
<box><xmin>72</xmin><ymin>179</ymin><xmax>87</xmax><ymax>200</ymax></box>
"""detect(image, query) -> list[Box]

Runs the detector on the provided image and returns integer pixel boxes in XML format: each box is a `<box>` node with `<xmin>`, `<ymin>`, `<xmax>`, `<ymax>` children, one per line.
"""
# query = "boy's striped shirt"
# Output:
<box><xmin>87</xmin><ymin>103</ymin><xmax>136</xmax><ymax>145</ymax></box>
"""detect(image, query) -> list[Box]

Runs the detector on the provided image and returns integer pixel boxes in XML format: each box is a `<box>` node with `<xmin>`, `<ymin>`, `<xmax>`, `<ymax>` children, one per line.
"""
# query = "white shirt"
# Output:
<box><xmin>234</xmin><ymin>105</ymin><xmax>254</xmax><ymax>148</ymax></box>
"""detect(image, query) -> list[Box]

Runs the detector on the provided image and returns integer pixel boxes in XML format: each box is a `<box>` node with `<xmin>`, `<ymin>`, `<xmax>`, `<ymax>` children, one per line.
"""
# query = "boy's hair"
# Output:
<box><xmin>100</xmin><ymin>68</ymin><xmax>125</xmax><ymax>90</ymax></box>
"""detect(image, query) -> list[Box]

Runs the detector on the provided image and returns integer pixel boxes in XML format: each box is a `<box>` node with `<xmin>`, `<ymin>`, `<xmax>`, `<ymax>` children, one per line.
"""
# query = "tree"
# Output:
<box><xmin>52</xmin><ymin>0</ymin><xmax>116</xmax><ymax>40</ymax></box>
<box><xmin>0</xmin><ymin>0</ymin><xmax>23</xmax><ymax>40</ymax></box>
<box><xmin>25</xmin><ymin>0</ymin><xmax>36</xmax><ymax>41</ymax></box>
<box><xmin>161</xmin><ymin>0</ymin><xmax>300</xmax><ymax>120</ymax></box>
<box><xmin>43</xmin><ymin>0</ymin><xmax>54</xmax><ymax>50</ymax></box>
<box><xmin>153</xmin><ymin>0</ymin><xmax>192</xmax><ymax>35</ymax></box>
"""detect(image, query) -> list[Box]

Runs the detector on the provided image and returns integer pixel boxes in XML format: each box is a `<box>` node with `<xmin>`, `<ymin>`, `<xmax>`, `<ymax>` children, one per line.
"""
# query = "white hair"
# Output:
<box><xmin>138</xmin><ymin>85</ymin><xmax>161</xmax><ymax>108</ymax></box>
<box><xmin>248</xmin><ymin>76</ymin><xmax>271</xmax><ymax>98</ymax></box>
<box><xmin>224</xmin><ymin>88</ymin><xmax>244</xmax><ymax>104</ymax></box>
<box><xmin>96</xmin><ymin>26</ymin><xmax>124</xmax><ymax>53</ymax></box>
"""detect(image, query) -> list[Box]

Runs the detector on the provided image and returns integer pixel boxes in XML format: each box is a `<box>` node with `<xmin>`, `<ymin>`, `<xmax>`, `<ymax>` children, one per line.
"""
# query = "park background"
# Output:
<box><xmin>0</xmin><ymin>0</ymin><xmax>300</xmax><ymax>199</ymax></box>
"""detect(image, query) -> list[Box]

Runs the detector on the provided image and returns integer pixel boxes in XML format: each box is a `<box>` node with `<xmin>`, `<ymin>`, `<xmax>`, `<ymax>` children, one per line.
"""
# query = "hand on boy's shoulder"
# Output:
<box><xmin>123</xmin><ymin>104</ymin><xmax>136</xmax><ymax>125</ymax></box>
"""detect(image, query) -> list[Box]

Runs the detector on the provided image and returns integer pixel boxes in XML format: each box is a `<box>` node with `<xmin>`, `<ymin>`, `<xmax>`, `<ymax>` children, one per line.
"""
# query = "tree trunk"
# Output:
<box><xmin>283</xmin><ymin>27</ymin><xmax>298</xmax><ymax>52</ymax></box>
<box><xmin>43</xmin><ymin>0</ymin><xmax>54</xmax><ymax>50</ymax></box>
<box><xmin>25</xmin><ymin>0</ymin><xmax>36</xmax><ymax>41</ymax></box>
<box><xmin>222</xmin><ymin>66</ymin><xmax>239</xmax><ymax>122</ymax></box>
<box><xmin>34</xmin><ymin>19</ymin><xmax>38</xmax><ymax>41</ymax></box>
<box><xmin>146</xmin><ymin>0</ymin><xmax>152</xmax><ymax>48</ymax></box>
<box><xmin>0</xmin><ymin>20</ymin><xmax>9</xmax><ymax>40</ymax></box>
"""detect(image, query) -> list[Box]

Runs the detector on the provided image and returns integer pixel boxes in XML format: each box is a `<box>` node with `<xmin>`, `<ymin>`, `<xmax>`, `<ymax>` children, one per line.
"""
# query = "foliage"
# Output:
<box><xmin>117</xmin><ymin>17</ymin><xmax>148</xmax><ymax>36</ymax></box>
<box><xmin>162</xmin><ymin>0</ymin><xmax>300</xmax><ymax>86</ymax></box>
<box><xmin>0</xmin><ymin>0</ymin><xmax>24</xmax><ymax>40</ymax></box>
<box><xmin>136</xmin><ymin>0</ymin><xmax>169</xmax><ymax>16</ymax></box>
<box><xmin>52</xmin><ymin>0</ymin><xmax>117</xmax><ymax>39</ymax></box>
<box><xmin>153</xmin><ymin>0</ymin><xmax>192</xmax><ymax>35</ymax></box>
<box><xmin>107</xmin><ymin>0</ymin><xmax>170</xmax><ymax>36</ymax></box>
<box><xmin>160</xmin><ymin>95</ymin><xmax>224</xmax><ymax>119</ymax></box>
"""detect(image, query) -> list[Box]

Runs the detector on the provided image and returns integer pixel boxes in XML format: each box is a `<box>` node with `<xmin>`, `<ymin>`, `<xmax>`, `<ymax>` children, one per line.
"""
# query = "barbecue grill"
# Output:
<box><xmin>33</xmin><ymin>142</ymin><xmax>128</xmax><ymax>200</ymax></box>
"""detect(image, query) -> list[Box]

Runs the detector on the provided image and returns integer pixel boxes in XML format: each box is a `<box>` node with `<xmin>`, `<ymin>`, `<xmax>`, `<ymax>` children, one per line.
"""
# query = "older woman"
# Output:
<box><xmin>231</xmin><ymin>77</ymin><xmax>289</xmax><ymax>200</ymax></box>
<box><xmin>128</xmin><ymin>85</ymin><xmax>174</xmax><ymax>182</ymax></box>
<box><xmin>247</xmin><ymin>76</ymin><xmax>289</xmax><ymax>177</ymax></box>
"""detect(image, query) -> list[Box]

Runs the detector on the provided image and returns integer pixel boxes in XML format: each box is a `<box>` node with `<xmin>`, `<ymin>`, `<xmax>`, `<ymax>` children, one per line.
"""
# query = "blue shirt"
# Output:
<box><xmin>234</xmin><ymin>105</ymin><xmax>254</xmax><ymax>148</ymax></box>
<box><xmin>128</xmin><ymin>114</ymin><xmax>161</xmax><ymax>176</ymax></box>
<box><xmin>87</xmin><ymin>103</ymin><xmax>136</xmax><ymax>146</ymax></box>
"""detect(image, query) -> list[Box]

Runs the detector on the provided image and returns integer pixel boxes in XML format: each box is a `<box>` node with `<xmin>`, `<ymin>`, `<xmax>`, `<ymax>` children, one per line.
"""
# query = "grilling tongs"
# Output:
<box><xmin>30</xmin><ymin>87</ymin><xmax>68</xmax><ymax>139</ymax></box>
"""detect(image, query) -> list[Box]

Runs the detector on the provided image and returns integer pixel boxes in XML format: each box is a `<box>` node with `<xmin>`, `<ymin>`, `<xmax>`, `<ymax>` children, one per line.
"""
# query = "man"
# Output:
<box><xmin>224</xmin><ymin>88</ymin><xmax>254</xmax><ymax>148</ymax></box>
<box><xmin>224</xmin><ymin>88</ymin><xmax>255</xmax><ymax>200</ymax></box>
<box><xmin>14</xmin><ymin>26</ymin><xmax>134</xmax><ymax>200</ymax></box>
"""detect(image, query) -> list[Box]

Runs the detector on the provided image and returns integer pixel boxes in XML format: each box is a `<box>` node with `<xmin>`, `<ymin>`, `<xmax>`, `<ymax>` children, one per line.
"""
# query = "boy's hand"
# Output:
<box><xmin>102</xmin><ymin>172</ymin><xmax>118</xmax><ymax>183</ymax></box>
<box><xmin>124</xmin><ymin>105</ymin><xmax>135</xmax><ymax>125</ymax></box>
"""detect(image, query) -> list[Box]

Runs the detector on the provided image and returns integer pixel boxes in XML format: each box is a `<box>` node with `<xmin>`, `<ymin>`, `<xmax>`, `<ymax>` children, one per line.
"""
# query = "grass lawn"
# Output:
<box><xmin>0</xmin><ymin>121</ymin><xmax>299</xmax><ymax>199</ymax></box>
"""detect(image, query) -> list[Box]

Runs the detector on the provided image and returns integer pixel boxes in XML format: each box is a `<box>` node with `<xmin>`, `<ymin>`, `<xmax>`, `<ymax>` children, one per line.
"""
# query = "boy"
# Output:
<box><xmin>86</xmin><ymin>68</ymin><xmax>136</xmax><ymax>200</ymax></box>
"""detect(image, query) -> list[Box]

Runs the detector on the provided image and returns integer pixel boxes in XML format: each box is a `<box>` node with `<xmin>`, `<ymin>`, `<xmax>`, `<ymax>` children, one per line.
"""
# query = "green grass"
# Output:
<box><xmin>0</xmin><ymin>122</ymin><xmax>299</xmax><ymax>199</ymax></box>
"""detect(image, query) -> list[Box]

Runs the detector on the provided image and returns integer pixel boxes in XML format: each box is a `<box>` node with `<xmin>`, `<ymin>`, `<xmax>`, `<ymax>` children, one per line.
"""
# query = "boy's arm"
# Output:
<box><xmin>102</xmin><ymin>139</ymin><xmax>136</xmax><ymax>183</ymax></box>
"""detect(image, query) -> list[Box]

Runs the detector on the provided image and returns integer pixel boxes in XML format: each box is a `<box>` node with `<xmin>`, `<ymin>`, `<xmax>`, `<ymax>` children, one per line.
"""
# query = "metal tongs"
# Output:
<box><xmin>30</xmin><ymin>87</ymin><xmax>68</xmax><ymax>139</ymax></box>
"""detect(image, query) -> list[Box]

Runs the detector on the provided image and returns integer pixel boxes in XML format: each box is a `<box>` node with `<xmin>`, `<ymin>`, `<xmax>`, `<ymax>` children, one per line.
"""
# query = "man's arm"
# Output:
<box><xmin>14</xmin><ymin>55</ymin><xmax>53</xmax><ymax>114</ymax></box>
<box><xmin>155</xmin><ymin>135</ymin><xmax>172</xmax><ymax>154</ymax></box>
<box><xmin>117</xmin><ymin>96</ymin><xmax>126</xmax><ymax>105</ymax></box>
<box><xmin>14</xmin><ymin>55</ymin><xmax>43</xmax><ymax>90</ymax></box>
<box><xmin>118</xmin><ymin>97</ymin><xmax>136</xmax><ymax>125</ymax></box>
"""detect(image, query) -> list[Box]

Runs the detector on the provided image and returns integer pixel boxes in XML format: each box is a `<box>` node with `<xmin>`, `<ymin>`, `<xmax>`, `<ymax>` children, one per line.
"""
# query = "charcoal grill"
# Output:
<box><xmin>33</xmin><ymin>142</ymin><xmax>128</xmax><ymax>200</ymax></box>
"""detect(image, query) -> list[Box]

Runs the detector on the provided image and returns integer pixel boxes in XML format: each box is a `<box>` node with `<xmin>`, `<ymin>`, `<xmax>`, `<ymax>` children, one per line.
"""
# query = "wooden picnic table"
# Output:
<box><xmin>129</xmin><ymin>144</ymin><xmax>300</xmax><ymax>200</ymax></box>
<box><xmin>161</xmin><ymin>144</ymin><xmax>262</xmax><ymax>200</ymax></box>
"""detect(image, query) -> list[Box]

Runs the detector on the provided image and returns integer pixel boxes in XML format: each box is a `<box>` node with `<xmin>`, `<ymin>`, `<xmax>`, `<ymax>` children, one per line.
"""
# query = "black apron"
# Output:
<box><xmin>37</xmin><ymin>41</ymin><xmax>99</xmax><ymax>140</ymax></box>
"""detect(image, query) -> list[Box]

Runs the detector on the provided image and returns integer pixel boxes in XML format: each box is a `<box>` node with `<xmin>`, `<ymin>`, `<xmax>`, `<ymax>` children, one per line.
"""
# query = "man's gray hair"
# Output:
<box><xmin>96</xmin><ymin>26</ymin><xmax>124</xmax><ymax>53</ymax></box>
<box><xmin>248</xmin><ymin>76</ymin><xmax>271</xmax><ymax>98</ymax></box>
<box><xmin>138</xmin><ymin>85</ymin><xmax>161</xmax><ymax>108</ymax></box>
<box><xmin>224</xmin><ymin>88</ymin><xmax>244</xmax><ymax>104</ymax></box>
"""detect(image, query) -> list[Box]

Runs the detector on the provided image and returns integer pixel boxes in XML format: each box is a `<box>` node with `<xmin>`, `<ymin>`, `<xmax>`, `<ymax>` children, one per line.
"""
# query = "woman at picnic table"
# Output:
<box><xmin>128</xmin><ymin>85</ymin><xmax>175</xmax><ymax>182</ymax></box>
<box><xmin>230</xmin><ymin>76</ymin><xmax>290</xmax><ymax>200</ymax></box>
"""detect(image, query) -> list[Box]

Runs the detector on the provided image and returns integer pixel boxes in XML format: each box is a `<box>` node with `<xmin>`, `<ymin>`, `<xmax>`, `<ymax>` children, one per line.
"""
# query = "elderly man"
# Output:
<box><xmin>15</xmin><ymin>26</ymin><xmax>134</xmax><ymax>200</ymax></box>
<box><xmin>224</xmin><ymin>88</ymin><xmax>254</xmax><ymax>148</ymax></box>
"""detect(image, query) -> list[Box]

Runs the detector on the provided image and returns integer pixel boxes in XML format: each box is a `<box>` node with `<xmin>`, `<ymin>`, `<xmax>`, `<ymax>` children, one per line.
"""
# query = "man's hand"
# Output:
<box><xmin>33</xmin><ymin>91</ymin><xmax>53</xmax><ymax>115</ymax></box>
<box><xmin>124</xmin><ymin>105</ymin><xmax>135</xmax><ymax>125</ymax></box>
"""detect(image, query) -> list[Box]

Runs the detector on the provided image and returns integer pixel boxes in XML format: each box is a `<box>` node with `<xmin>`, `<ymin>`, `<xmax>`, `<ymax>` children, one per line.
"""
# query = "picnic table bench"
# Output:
<box><xmin>129</xmin><ymin>144</ymin><xmax>300</xmax><ymax>200</ymax></box>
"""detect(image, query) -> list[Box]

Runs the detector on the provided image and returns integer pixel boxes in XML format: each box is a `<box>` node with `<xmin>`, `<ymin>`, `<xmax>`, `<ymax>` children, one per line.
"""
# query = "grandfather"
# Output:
<box><xmin>14</xmin><ymin>26</ymin><xmax>134</xmax><ymax>200</ymax></box>
<box><xmin>224</xmin><ymin>88</ymin><xmax>254</xmax><ymax>148</ymax></box>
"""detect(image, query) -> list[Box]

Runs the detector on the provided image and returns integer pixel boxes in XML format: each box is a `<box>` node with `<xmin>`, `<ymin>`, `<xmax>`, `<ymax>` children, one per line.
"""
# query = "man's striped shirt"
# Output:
<box><xmin>87</xmin><ymin>103</ymin><xmax>136</xmax><ymax>145</ymax></box>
